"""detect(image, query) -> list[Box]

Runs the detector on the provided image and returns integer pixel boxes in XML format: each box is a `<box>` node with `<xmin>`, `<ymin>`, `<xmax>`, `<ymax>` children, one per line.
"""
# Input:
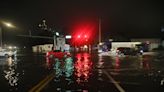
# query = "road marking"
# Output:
<box><xmin>93</xmin><ymin>68</ymin><xmax>140</xmax><ymax>74</ymax></box>
<box><xmin>36</xmin><ymin>74</ymin><xmax>55</xmax><ymax>92</ymax></box>
<box><xmin>109</xmin><ymin>81</ymin><xmax>140</xmax><ymax>85</ymax></box>
<box><xmin>103</xmin><ymin>70</ymin><xmax>125</xmax><ymax>92</ymax></box>
<box><xmin>106</xmin><ymin>68</ymin><xmax>139</xmax><ymax>71</ymax></box>
<box><xmin>29</xmin><ymin>72</ymin><xmax>55</xmax><ymax>92</ymax></box>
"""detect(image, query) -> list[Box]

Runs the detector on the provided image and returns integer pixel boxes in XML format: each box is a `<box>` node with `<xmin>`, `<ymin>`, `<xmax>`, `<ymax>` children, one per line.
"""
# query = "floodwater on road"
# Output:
<box><xmin>0</xmin><ymin>52</ymin><xmax>164</xmax><ymax>92</ymax></box>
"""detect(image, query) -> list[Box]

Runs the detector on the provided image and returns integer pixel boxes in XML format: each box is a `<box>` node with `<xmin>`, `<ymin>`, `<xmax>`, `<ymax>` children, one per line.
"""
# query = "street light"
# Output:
<box><xmin>0</xmin><ymin>21</ymin><xmax>15</xmax><ymax>49</ymax></box>
<box><xmin>3</xmin><ymin>22</ymin><xmax>15</xmax><ymax>28</ymax></box>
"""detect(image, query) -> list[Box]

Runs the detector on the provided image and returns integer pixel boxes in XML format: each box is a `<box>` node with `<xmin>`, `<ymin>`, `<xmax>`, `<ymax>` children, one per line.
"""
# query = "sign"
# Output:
<box><xmin>57</xmin><ymin>37</ymin><xmax>65</xmax><ymax>51</ymax></box>
<box><xmin>65</xmin><ymin>35</ymin><xmax>72</xmax><ymax>39</ymax></box>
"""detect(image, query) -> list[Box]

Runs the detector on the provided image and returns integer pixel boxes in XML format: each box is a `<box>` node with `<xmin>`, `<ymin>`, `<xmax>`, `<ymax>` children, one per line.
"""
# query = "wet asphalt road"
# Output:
<box><xmin>0</xmin><ymin>51</ymin><xmax>164</xmax><ymax>92</ymax></box>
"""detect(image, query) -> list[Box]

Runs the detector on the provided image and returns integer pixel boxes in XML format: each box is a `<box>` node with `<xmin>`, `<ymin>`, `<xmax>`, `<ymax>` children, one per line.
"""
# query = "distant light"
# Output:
<box><xmin>56</xmin><ymin>32</ymin><xmax>59</xmax><ymax>36</ymax></box>
<box><xmin>84</xmin><ymin>45</ymin><xmax>88</xmax><ymax>48</ymax></box>
<box><xmin>99</xmin><ymin>42</ymin><xmax>103</xmax><ymax>45</ymax></box>
<box><xmin>109</xmin><ymin>39</ymin><xmax>113</xmax><ymax>42</ymax></box>
<box><xmin>65</xmin><ymin>35</ymin><xmax>72</xmax><ymax>39</ymax></box>
<box><xmin>146</xmin><ymin>41</ymin><xmax>150</xmax><ymax>44</ymax></box>
<box><xmin>38</xmin><ymin>24</ymin><xmax>42</xmax><ymax>27</ymax></box>
<box><xmin>140</xmin><ymin>50</ymin><xmax>143</xmax><ymax>53</ymax></box>
<box><xmin>14</xmin><ymin>46</ymin><xmax>17</xmax><ymax>49</ymax></box>
<box><xmin>77</xmin><ymin>35</ymin><xmax>81</xmax><ymax>38</ymax></box>
<box><xmin>8</xmin><ymin>46</ymin><xmax>12</xmax><ymax>49</ymax></box>
<box><xmin>84</xmin><ymin>35</ymin><xmax>87</xmax><ymax>38</ymax></box>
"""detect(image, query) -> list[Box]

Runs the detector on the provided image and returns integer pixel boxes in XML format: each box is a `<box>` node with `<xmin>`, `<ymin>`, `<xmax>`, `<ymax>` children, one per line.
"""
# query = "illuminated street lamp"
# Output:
<box><xmin>3</xmin><ymin>22</ymin><xmax>15</xmax><ymax>28</ymax></box>
<box><xmin>0</xmin><ymin>21</ymin><xmax>15</xmax><ymax>48</ymax></box>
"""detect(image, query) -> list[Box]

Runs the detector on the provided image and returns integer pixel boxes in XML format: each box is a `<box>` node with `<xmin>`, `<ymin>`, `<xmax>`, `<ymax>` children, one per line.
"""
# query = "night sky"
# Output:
<box><xmin>0</xmin><ymin>0</ymin><xmax>164</xmax><ymax>45</ymax></box>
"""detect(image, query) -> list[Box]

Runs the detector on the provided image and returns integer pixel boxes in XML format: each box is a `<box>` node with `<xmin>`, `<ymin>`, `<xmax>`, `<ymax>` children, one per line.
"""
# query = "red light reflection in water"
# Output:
<box><xmin>75</xmin><ymin>53</ymin><xmax>93</xmax><ymax>83</ymax></box>
<box><xmin>46</xmin><ymin>57</ymin><xmax>54</xmax><ymax>70</ymax></box>
<box><xmin>141</xmin><ymin>55</ymin><xmax>151</xmax><ymax>70</ymax></box>
<box><xmin>4</xmin><ymin>57</ymin><xmax>19</xmax><ymax>88</ymax></box>
<box><xmin>115</xmin><ymin>56</ymin><xmax>120</xmax><ymax>70</ymax></box>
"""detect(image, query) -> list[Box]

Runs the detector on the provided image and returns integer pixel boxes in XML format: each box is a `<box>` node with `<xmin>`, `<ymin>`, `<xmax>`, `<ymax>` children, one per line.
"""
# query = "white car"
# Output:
<box><xmin>0</xmin><ymin>49</ymin><xmax>16</xmax><ymax>57</ymax></box>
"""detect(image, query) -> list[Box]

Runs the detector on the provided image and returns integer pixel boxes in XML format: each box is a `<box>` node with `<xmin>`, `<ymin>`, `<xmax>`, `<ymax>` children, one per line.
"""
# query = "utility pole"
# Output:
<box><xmin>53</xmin><ymin>33</ymin><xmax>57</xmax><ymax>50</ymax></box>
<box><xmin>97</xmin><ymin>18</ymin><xmax>102</xmax><ymax>53</ymax></box>
<box><xmin>0</xmin><ymin>27</ymin><xmax>2</xmax><ymax>48</ymax></box>
<box><xmin>99</xmin><ymin>18</ymin><xmax>101</xmax><ymax>44</ymax></box>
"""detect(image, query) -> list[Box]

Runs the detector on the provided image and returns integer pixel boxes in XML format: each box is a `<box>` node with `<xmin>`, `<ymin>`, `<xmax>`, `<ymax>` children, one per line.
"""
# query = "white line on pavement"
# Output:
<box><xmin>103</xmin><ymin>70</ymin><xmax>125</xmax><ymax>92</ymax></box>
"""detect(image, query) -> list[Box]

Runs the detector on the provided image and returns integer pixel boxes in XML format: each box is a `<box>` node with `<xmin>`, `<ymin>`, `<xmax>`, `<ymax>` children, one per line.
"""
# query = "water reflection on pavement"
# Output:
<box><xmin>1</xmin><ymin>55</ymin><xmax>53</xmax><ymax>92</ymax></box>
<box><xmin>43</xmin><ymin>53</ymin><xmax>93</xmax><ymax>92</ymax></box>
<box><xmin>75</xmin><ymin>53</ymin><xmax>93</xmax><ymax>84</ymax></box>
<box><xmin>0</xmin><ymin>51</ymin><xmax>163</xmax><ymax>91</ymax></box>
<box><xmin>1</xmin><ymin>57</ymin><xmax>20</xmax><ymax>91</ymax></box>
<box><xmin>4</xmin><ymin>57</ymin><xmax>19</xmax><ymax>86</ymax></box>
<box><xmin>48</xmin><ymin>52</ymin><xmax>163</xmax><ymax>92</ymax></box>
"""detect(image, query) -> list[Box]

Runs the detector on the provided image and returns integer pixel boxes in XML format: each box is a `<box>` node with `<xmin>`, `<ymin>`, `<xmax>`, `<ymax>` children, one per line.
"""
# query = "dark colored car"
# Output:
<box><xmin>46</xmin><ymin>50</ymin><xmax>71</xmax><ymax>60</ymax></box>
<box><xmin>117</xmin><ymin>47</ymin><xmax>143</xmax><ymax>56</ymax></box>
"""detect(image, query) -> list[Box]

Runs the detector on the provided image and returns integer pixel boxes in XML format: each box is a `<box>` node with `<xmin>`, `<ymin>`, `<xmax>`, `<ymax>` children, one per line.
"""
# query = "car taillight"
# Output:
<box><xmin>67</xmin><ymin>52</ymin><xmax>70</xmax><ymax>55</ymax></box>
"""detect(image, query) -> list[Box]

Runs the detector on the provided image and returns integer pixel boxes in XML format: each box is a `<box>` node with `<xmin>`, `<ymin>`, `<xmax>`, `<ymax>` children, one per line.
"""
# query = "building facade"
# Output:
<box><xmin>131</xmin><ymin>38</ymin><xmax>161</xmax><ymax>51</ymax></box>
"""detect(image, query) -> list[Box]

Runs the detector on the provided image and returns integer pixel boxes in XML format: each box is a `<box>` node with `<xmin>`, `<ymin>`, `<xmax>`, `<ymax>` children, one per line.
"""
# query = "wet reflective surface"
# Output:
<box><xmin>75</xmin><ymin>53</ymin><xmax>93</xmax><ymax>84</ymax></box>
<box><xmin>0</xmin><ymin>55</ymin><xmax>52</xmax><ymax>91</ymax></box>
<box><xmin>4</xmin><ymin>57</ymin><xmax>19</xmax><ymax>87</ymax></box>
<box><xmin>0</xmin><ymin>52</ymin><xmax>164</xmax><ymax>91</ymax></box>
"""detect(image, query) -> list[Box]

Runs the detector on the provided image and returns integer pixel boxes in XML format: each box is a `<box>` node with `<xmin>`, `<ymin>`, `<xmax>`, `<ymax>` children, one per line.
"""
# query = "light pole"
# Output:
<box><xmin>0</xmin><ymin>21</ymin><xmax>15</xmax><ymax>49</ymax></box>
<box><xmin>99</xmin><ymin>18</ymin><xmax>101</xmax><ymax>44</ymax></box>
<box><xmin>0</xmin><ymin>27</ymin><xmax>2</xmax><ymax>48</ymax></box>
<box><xmin>97</xmin><ymin>18</ymin><xmax>102</xmax><ymax>53</ymax></box>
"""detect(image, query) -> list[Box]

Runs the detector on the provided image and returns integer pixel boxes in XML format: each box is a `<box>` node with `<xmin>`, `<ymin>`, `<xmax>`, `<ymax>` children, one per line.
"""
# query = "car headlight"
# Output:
<box><xmin>140</xmin><ymin>50</ymin><xmax>143</xmax><ymax>53</ymax></box>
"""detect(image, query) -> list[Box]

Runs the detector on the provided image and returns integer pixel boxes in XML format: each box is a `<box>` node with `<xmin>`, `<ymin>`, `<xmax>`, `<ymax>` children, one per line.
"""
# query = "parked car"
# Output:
<box><xmin>116</xmin><ymin>47</ymin><xmax>143</xmax><ymax>56</ymax></box>
<box><xmin>46</xmin><ymin>50</ymin><xmax>71</xmax><ymax>60</ymax></box>
<box><xmin>0</xmin><ymin>49</ymin><xmax>17</xmax><ymax>57</ymax></box>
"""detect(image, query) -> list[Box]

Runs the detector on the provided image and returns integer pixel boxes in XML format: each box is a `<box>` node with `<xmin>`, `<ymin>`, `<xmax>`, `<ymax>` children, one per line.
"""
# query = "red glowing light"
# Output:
<box><xmin>84</xmin><ymin>35</ymin><xmax>87</xmax><ymax>38</ymax></box>
<box><xmin>75</xmin><ymin>53</ymin><xmax>92</xmax><ymax>83</ymax></box>
<box><xmin>77</xmin><ymin>35</ymin><xmax>81</xmax><ymax>38</ymax></box>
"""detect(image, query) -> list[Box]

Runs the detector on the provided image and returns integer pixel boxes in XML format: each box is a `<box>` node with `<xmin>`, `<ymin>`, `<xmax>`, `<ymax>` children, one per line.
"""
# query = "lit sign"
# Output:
<box><xmin>65</xmin><ymin>35</ymin><xmax>72</xmax><ymax>39</ymax></box>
